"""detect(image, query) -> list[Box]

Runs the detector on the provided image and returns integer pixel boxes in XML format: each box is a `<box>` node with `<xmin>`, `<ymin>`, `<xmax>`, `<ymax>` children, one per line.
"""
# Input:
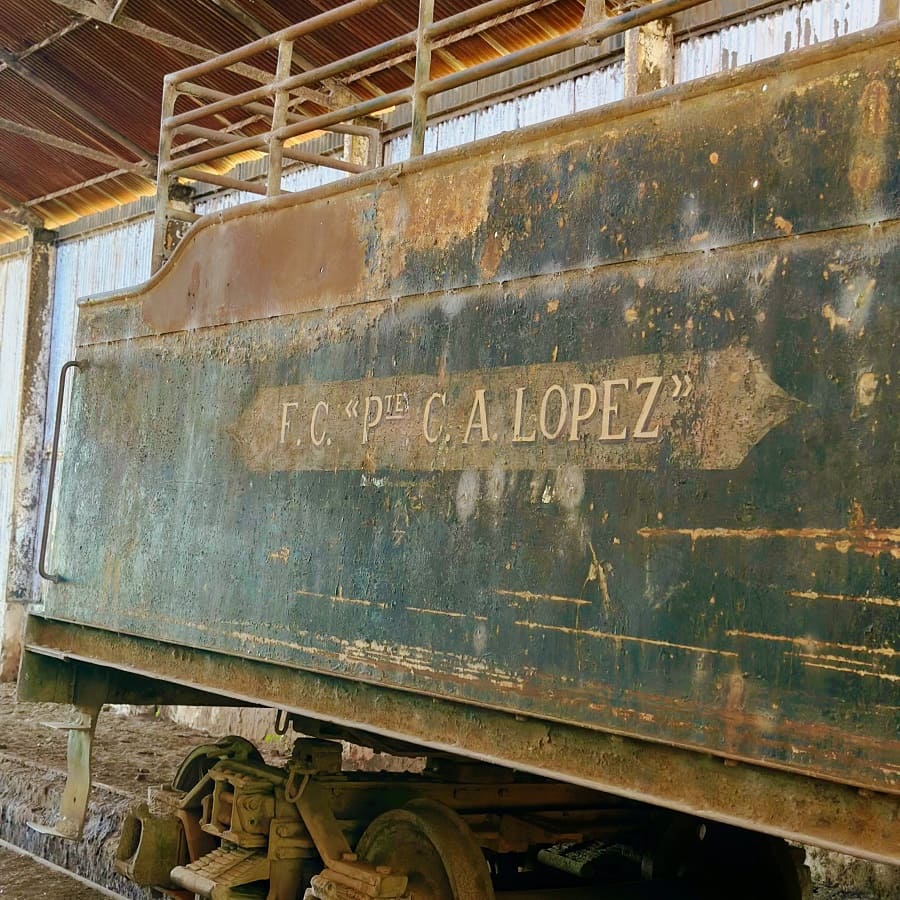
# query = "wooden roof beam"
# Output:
<box><xmin>0</xmin><ymin>188</ymin><xmax>43</xmax><ymax>229</ymax></box>
<box><xmin>106</xmin><ymin>0</ymin><xmax>129</xmax><ymax>23</ymax></box>
<box><xmin>0</xmin><ymin>116</ymin><xmax>150</xmax><ymax>173</ymax></box>
<box><xmin>0</xmin><ymin>48</ymin><xmax>155</xmax><ymax>166</ymax></box>
<box><xmin>46</xmin><ymin>0</ymin><xmax>336</xmax><ymax>105</ymax></box>
<box><xmin>0</xmin><ymin>16</ymin><xmax>89</xmax><ymax>77</ymax></box>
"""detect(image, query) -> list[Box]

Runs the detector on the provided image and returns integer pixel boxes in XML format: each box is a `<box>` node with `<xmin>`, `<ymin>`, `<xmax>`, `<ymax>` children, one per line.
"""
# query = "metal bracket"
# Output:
<box><xmin>28</xmin><ymin>700</ymin><xmax>101</xmax><ymax>840</ymax></box>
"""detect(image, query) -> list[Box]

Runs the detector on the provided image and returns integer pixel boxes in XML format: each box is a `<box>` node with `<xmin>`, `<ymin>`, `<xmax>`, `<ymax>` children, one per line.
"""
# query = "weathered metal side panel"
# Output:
<box><xmin>43</xmin><ymin>36</ymin><xmax>898</xmax><ymax>797</ymax></box>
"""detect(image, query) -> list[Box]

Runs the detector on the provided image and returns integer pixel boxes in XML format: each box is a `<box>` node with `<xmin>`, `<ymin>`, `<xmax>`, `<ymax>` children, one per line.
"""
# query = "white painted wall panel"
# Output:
<box><xmin>574</xmin><ymin>62</ymin><xmax>625</xmax><ymax>112</ymax></box>
<box><xmin>0</xmin><ymin>253</ymin><xmax>29</xmax><ymax>621</ymax></box>
<box><xmin>474</xmin><ymin>98</ymin><xmax>519</xmax><ymax>140</ymax></box>
<box><xmin>677</xmin><ymin>0</ymin><xmax>879</xmax><ymax>81</ymax></box>
<box><xmin>47</xmin><ymin>217</ymin><xmax>154</xmax><ymax>450</ymax></box>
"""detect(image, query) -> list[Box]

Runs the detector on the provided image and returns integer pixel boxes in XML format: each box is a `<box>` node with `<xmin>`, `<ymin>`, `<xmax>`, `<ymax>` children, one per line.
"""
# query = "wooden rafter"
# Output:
<box><xmin>0</xmin><ymin>117</ymin><xmax>150</xmax><ymax>173</ymax></box>
<box><xmin>0</xmin><ymin>49</ymin><xmax>155</xmax><ymax>165</ymax></box>
<box><xmin>46</xmin><ymin>0</ymin><xmax>276</xmax><ymax>85</ymax></box>
<box><xmin>45</xmin><ymin>0</ymin><xmax>339</xmax><ymax>103</ymax></box>
<box><xmin>0</xmin><ymin>188</ymin><xmax>42</xmax><ymax>229</ymax></box>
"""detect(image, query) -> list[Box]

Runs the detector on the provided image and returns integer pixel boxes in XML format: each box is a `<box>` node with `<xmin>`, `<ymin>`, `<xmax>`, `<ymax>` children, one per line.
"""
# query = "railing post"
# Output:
<box><xmin>152</xmin><ymin>77</ymin><xmax>177</xmax><ymax>273</ymax></box>
<box><xmin>410</xmin><ymin>0</ymin><xmax>435</xmax><ymax>158</ymax></box>
<box><xmin>267</xmin><ymin>40</ymin><xmax>295</xmax><ymax>196</ymax></box>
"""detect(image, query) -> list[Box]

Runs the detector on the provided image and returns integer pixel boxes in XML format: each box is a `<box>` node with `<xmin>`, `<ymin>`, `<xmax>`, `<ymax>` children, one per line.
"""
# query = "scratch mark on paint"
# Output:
<box><xmin>406</xmin><ymin>606</ymin><xmax>467</xmax><ymax>618</ymax></box>
<box><xmin>582</xmin><ymin>541</ymin><xmax>612</xmax><ymax>612</ymax></box>
<box><xmin>267</xmin><ymin>547</ymin><xmax>290</xmax><ymax>564</ymax></box>
<box><xmin>515</xmin><ymin>621</ymin><xmax>738</xmax><ymax>657</ymax></box>
<box><xmin>802</xmin><ymin>661</ymin><xmax>900</xmax><ymax>683</ymax></box>
<box><xmin>788</xmin><ymin>590</ymin><xmax>899</xmax><ymax>608</ymax></box>
<box><xmin>726</xmin><ymin>630</ymin><xmax>896</xmax><ymax>659</ymax></box>
<box><xmin>495</xmin><ymin>588</ymin><xmax>592</xmax><ymax>606</ymax></box>
<box><xmin>638</xmin><ymin>525</ymin><xmax>899</xmax><ymax>558</ymax></box>
<box><xmin>786</xmin><ymin>652</ymin><xmax>881</xmax><ymax>671</ymax></box>
<box><xmin>295</xmin><ymin>588</ymin><xmax>389</xmax><ymax>609</ymax></box>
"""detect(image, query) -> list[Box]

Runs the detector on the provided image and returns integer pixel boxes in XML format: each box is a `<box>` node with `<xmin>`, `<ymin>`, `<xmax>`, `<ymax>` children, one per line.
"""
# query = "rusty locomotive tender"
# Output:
<box><xmin>19</xmin><ymin>2</ymin><xmax>898</xmax><ymax>898</ymax></box>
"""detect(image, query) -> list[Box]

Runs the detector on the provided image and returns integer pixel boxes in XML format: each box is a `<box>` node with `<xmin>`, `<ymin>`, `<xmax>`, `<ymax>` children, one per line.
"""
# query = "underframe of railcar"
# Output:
<box><xmin>20</xmin><ymin>618</ymin><xmax>899</xmax><ymax>888</ymax></box>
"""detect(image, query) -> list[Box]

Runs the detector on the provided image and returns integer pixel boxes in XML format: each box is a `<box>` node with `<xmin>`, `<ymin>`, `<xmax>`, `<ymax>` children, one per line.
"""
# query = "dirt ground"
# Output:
<box><xmin>0</xmin><ymin>683</ymin><xmax>894</xmax><ymax>899</ymax></box>
<box><xmin>0</xmin><ymin>842</ymin><xmax>122</xmax><ymax>899</ymax></box>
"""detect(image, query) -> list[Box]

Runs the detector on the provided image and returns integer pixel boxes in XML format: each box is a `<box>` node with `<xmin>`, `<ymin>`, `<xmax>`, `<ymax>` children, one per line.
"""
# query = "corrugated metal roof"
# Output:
<box><xmin>0</xmin><ymin>0</ymin><xmax>593</xmax><ymax>243</ymax></box>
<box><xmin>0</xmin><ymin>0</ymin><xmax>887</xmax><ymax>244</ymax></box>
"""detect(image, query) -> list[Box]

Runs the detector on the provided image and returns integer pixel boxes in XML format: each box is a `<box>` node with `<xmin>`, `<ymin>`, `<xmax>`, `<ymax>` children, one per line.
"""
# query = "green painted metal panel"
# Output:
<box><xmin>42</xmin><ymin>35</ymin><xmax>898</xmax><ymax>796</ymax></box>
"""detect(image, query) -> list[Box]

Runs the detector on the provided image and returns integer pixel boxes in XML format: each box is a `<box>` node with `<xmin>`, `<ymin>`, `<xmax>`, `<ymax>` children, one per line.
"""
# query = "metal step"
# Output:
<box><xmin>170</xmin><ymin>845</ymin><xmax>269</xmax><ymax>897</ymax></box>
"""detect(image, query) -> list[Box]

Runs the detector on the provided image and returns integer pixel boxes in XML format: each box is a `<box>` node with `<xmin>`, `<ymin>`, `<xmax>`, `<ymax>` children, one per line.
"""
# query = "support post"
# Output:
<box><xmin>152</xmin><ymin>78</ymin><xmax>178</xmax><ymax>273</ymax></box>
<box><xmin>410</xmin><ymin>0</ymin><xmax>435</xmax><ymax>157</ymax></box>
<box><xmin>267</xmin><ymin>40</ymin><xmax>295</xmax><ymax>197</ymax></box>
<box><xmin>0</xmin><ymin>228</ymin><xmax>57</xmax><ymax>683</ymax></box>
<box><xmin>624</xmin><ymin>16</ymin><xmax>675</xmax><ymax>97</ymax></box>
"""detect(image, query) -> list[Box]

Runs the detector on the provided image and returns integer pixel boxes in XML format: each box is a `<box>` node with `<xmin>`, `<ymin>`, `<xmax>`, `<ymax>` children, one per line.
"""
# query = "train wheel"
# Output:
<box><xmin>356</xmin><ymin>798</ymin><xmax>496</xmax><ymax>900</ymax></box>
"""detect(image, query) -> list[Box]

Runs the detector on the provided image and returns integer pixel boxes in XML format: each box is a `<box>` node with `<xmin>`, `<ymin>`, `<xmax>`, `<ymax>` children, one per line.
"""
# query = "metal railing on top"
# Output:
<box><xmin>151</xmin><ymin>0</ymin><xmax>712</xmax><ymax>271</ymax></box>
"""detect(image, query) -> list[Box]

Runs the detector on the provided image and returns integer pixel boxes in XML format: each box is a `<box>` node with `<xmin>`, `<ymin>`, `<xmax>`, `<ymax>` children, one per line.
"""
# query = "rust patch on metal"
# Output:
<box><xmin>848</xmin><ymin>79</ymin><xmax>890</xmax><ymax>203</ymax></box>
<box><xmin>141</xmin><ymin>198</ymin><xmax>370</xmax><ymax>334</ymax></box>
<box><xmin>859</xmin><ymin>79</ymin><xmax>890</xmax><ymax>137</ymax></box>
<box><xmin>376</xmin><ymin>165</ymin><xmax>493</xmax><ymax>282</ymax></box>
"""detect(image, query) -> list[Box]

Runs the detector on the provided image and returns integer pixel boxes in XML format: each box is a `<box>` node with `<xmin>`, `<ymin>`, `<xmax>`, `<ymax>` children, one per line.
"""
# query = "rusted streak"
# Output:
<box><xmin>788</xmin><ymin>590</ymin><xmax>900</xmax><ymax>608</ymax></box>
<box><xmin>405</xmin><ymin>607</ymin><xmax>467</xmax><ymax>619</ymax></box>
<box><xmin>295</xmin><ymin>589</ymin><xmax>389</xmax><ymax>609</ymax></box>
<box><xmin>515</xmin><ymin>621</ymin><xmax>739</xmax><ymax>657</ymax></box>
<box><xmin>726</xmin><ymin>630</ymin><xmax>896</xmax><ymax>659</ymax></box>
<box><xmin>802</xmin><ymin>661</ymin><xmax>900</xmax><ymax>683</ymax></box>
<box><xmin>495</xmin><ymin>588</ymin><xmax>592</xmax><ymax>606</ymax></box>
<box><xmin>638</xmin><ymin>525</ymin><xmax>900</xmax><ymax>558</ymax></box>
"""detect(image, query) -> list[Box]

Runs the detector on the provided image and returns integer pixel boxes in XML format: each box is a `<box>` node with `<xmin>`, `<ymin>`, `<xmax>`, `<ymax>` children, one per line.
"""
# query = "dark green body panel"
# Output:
<box><xmin>44</xmin><ymin>35</ymin><xmax>898</xmax><ymax>796</ymax></box>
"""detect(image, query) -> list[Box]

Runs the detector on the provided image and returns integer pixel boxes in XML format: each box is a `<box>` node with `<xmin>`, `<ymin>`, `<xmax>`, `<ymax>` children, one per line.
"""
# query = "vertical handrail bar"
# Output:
<box><xmin>410</xmin><ymin>0</ymin><xmax>436</xmax><ymax>158</ymax></box>
<box><xmin>267</xmin><ymin>40</ymin><xmax>295</xmax><ymax>196</ymax></box>
<box><xmin>38</xmin><ymin>360</ymin><xmax>81</xmax><ymax>584</ymax></box>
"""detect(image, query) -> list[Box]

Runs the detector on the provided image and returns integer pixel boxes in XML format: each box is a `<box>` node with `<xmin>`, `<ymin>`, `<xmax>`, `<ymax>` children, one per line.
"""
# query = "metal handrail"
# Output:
<box><xmin>38</xmin><ymin>360</ymin><xmax>80</xmax><ymax>584</ymax></box>
<box><xmin>158</xmin><ymin>0</ymin><xmax>801</xmax><ymax>270</ymax></box>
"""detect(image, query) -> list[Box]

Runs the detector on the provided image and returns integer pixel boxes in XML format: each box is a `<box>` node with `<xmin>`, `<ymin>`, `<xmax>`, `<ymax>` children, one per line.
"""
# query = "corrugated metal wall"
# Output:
<box><xmin>676</xmin><ymin>0</ymin><xmax>879</xmax><ymax>81</ymax></box>
<box><xmin>0</xmin><ymin>253</ymin><xmax>29</xmax><ymax>622</ymax></box>
<box><xmin>387</xmin><ymin>0</ymin><xmax>878</xmax><ymax>163</ymax></box>
<box><xmin>45</xmin><ymin>218</ymin><xmax>154</xmax><ymax>451</ymax></box>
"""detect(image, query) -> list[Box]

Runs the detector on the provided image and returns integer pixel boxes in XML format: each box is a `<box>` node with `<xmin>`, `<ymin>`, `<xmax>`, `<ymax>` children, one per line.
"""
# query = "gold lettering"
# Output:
<box><xmin>363</xmin><ymin>395</ymin><xmax>383</xmax><ymax>443</ymax></box>
<box><xmin>463</xmin><ymin>389</ymin><xmax>491</xmax><ymax>444</ymax></box>
<box><xmin>512</xmin><ymin>387</ymin><xmax>537</xmax><ymax>443</ymax></box>
<box><xmin>569</xmin><ymin>383</ymin><xmax>598</xmax><ymax>441</ymax></box>
<box><xmin>423</xmin><ymin>392</ymin><xmax>446</xmax><ymax>444</ymax></box>
<box><xmin>539</xmin><ymin>384</ymin><xmax>568</xmax><ymax>440</ymax></box>
<box><xmin>634</xmin><ymin>376</ymin><xmax>663</xmax><ymax>439</ymax></box>
<box><xmin>600</xmin><ymin>379</ymin><xmax>628</xmax><ymax>441</ymax></box>
<box><xmin>310</xmin><ymin>401</ymin><xmax>328</xmax><ymax>447</ymax></box>
<box><xmin>279</xmin><ymin>401</ymin><xmax>299</xmax><ymax>444</ymax></box>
